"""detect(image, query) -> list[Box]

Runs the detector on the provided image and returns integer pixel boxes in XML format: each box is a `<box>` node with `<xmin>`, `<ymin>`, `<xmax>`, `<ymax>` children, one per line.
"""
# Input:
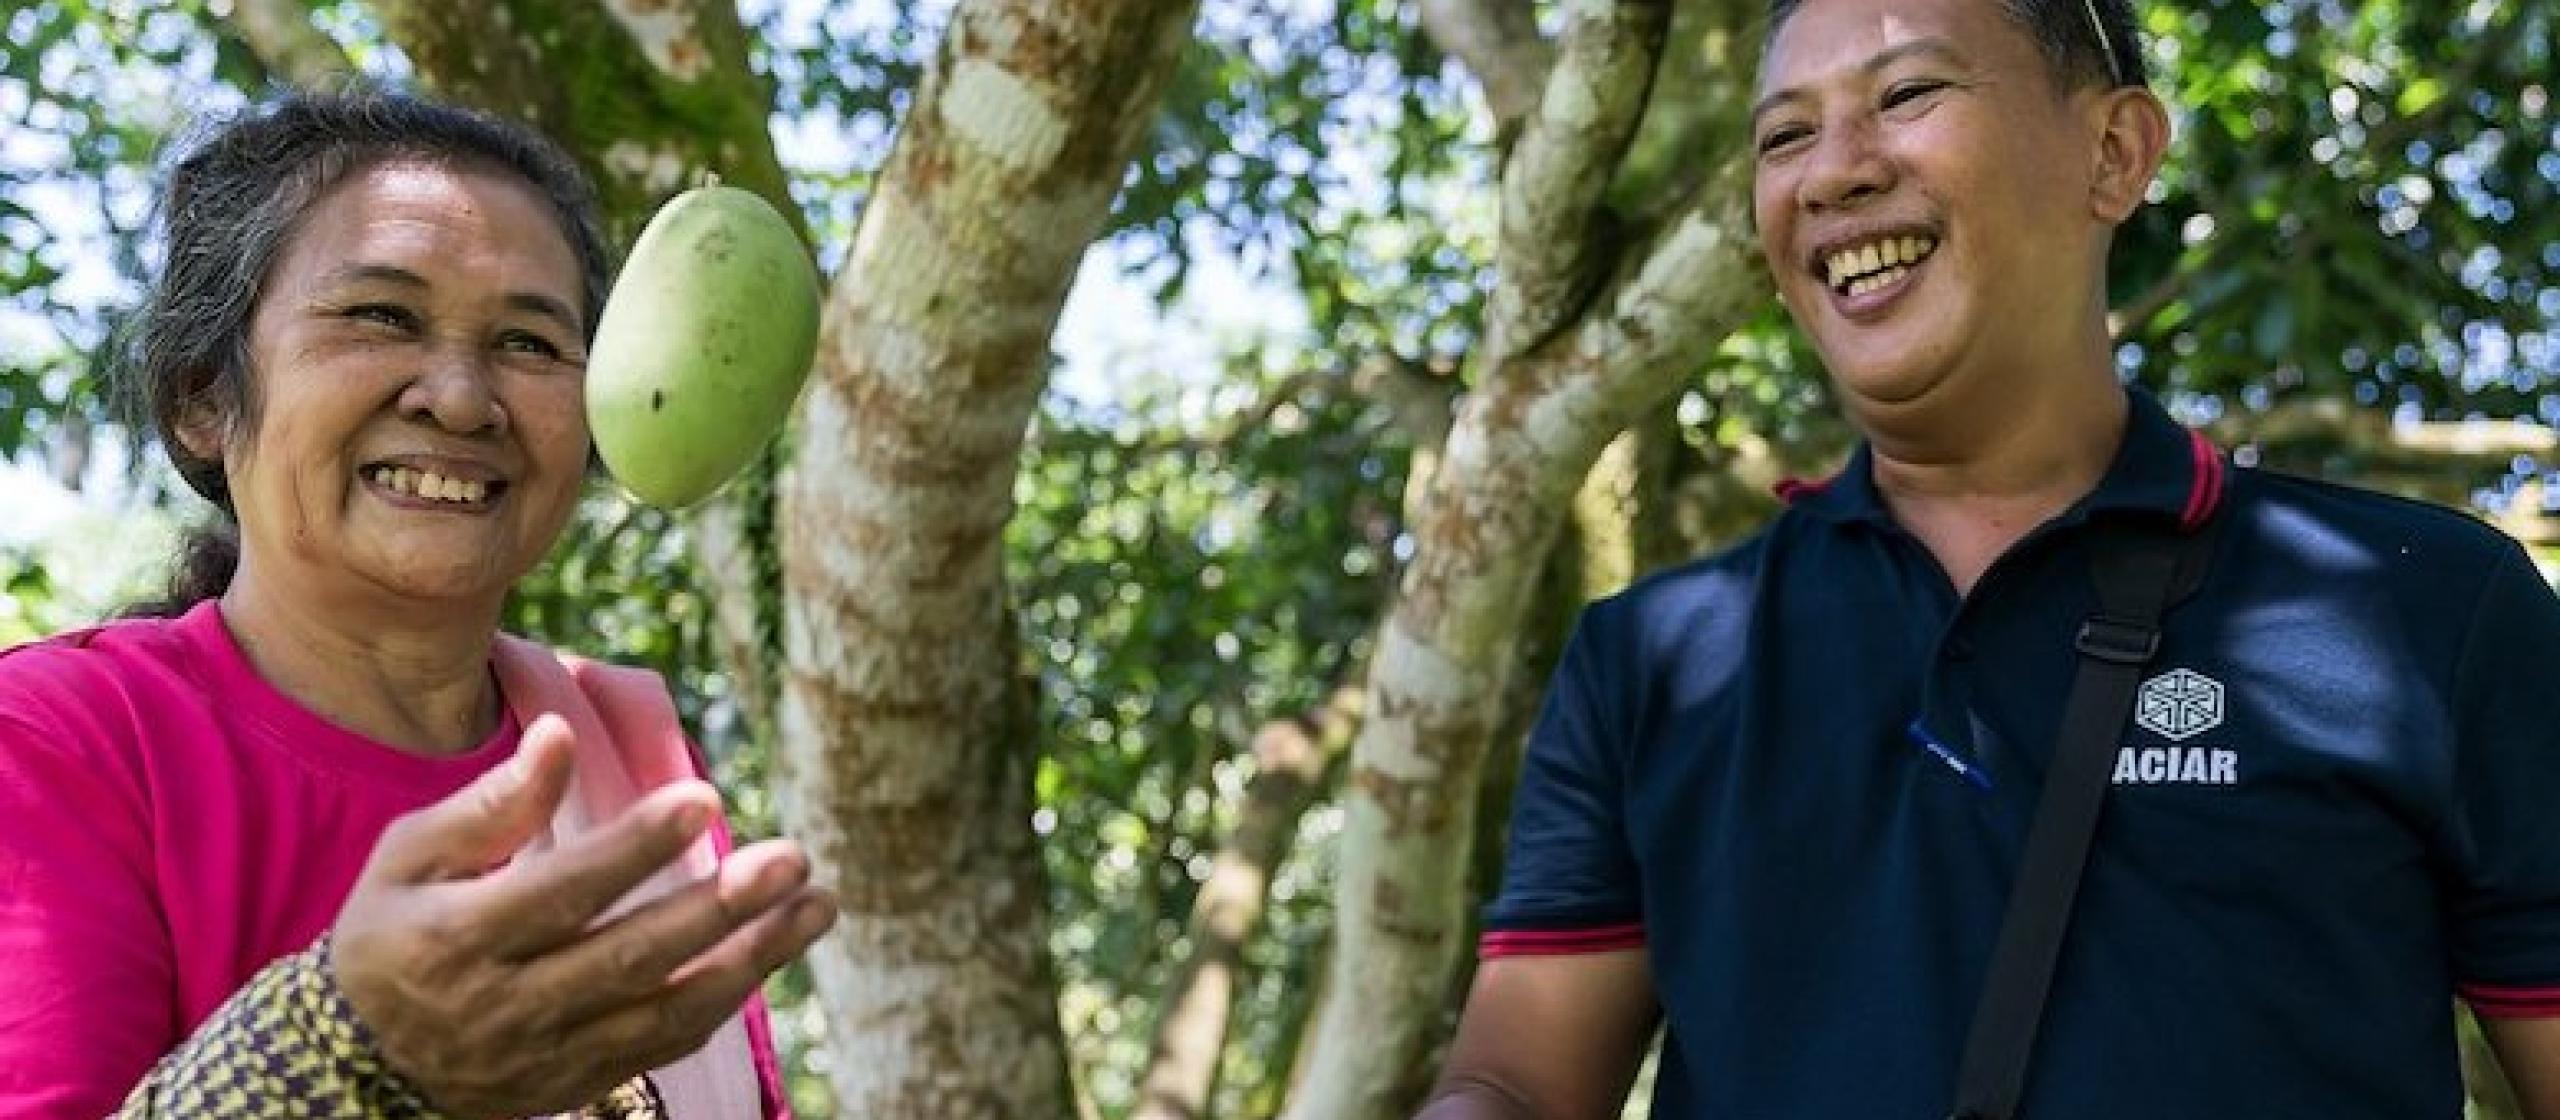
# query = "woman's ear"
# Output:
<box><xmin>172</xmin><ymin>398</ymin><xmax>229</xmax><ymax>466</ymax></box>
<box><xmin>2089</xmin><ymin>87</ymin><xmax>2172</xmax><ymax>224</ymax></box>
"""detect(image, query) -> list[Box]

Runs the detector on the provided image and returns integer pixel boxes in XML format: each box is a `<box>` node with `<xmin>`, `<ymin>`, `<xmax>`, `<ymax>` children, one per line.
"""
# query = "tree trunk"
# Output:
<box><xmin>1444</xmin><ymin>428</ymin><xmax>1654</xmax><ymax>1043</ymax></box>
<box><xmin>220</xmin><ymin>0</ymin><xmax>354</xmax><ymax>87</ymax></box>
<box><xmin>775</xmin><ymin>2</ymin><xmax>1201</xmax><ymax>1114</ymax></box>
<box><xmin>1283</xmin><ymin>0</ymin><xmax>1774</xmax><ymax>1113</ymax></box>
<box><xmin>1135</xmin><ymin>686</ymin><xmax>1362</xmax><ymax>1120</ymax></box>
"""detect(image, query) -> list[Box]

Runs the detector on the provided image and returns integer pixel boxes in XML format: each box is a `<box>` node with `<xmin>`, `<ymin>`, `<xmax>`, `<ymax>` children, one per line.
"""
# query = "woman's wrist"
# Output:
<box><xmin>311</xmin><ymin>935</ymin><xmax>449</xmax><ymax>1118</ymax></box>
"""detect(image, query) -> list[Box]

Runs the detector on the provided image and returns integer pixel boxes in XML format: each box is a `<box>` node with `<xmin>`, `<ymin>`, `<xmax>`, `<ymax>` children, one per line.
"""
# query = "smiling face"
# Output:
<box><xmin>195</xmin><ymin>157</ymin><xmax>591</xmax><ymax>611</ymax></box>
<box><xmin>1751</xmin><ymin>0</ymin><xmax>2131</xmax><ymax>415</ymax></box>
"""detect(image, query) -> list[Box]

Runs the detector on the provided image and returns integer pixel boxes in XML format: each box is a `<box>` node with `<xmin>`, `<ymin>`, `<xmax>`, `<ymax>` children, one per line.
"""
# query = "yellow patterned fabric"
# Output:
<box><xmin>116</xmin><ymin>940</ymin><xmax>666</xmax><ymax>1119</ymax></box>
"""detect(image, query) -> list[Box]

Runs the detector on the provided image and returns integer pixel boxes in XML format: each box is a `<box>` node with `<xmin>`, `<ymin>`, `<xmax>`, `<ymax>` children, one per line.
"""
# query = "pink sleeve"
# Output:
<box><xmin>0</xmin><ymin>710</ymin><xmax>179</xmax><ymax>1119</ymax></box>
<box><xmin>581</xmin><ymin>660</ymin><xmax>795</xmax><ymax>1119</ymax></box>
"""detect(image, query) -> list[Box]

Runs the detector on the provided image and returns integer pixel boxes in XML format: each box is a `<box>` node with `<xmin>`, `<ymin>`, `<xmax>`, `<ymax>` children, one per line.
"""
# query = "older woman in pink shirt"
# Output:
<box><xmin>0</xmin><ymin>88</ymin><xmax>830</xmax><ymax>1118</ymax></box>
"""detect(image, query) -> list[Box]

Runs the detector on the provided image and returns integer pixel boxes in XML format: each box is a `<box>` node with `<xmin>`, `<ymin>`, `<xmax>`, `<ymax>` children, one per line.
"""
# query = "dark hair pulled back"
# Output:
<box><xmin>115</xmin><ymin>85</ymin><xmax>610</xmax><ymax>618</ymax></box>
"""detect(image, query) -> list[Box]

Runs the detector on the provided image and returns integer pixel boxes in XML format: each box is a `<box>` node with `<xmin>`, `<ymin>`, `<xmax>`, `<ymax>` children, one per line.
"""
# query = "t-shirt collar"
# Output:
<box><xmin>1777</xmin><ymin>388</ymin><xmax>2227</xmax><ymax>534</ymax></box>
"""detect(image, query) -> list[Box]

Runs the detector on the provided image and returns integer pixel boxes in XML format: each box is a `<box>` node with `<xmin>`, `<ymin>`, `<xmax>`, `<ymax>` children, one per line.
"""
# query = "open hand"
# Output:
<box><xmin>329</xmin><ymin>714</ymin><xmax>836</xmax><ymax>1118</ymax></box>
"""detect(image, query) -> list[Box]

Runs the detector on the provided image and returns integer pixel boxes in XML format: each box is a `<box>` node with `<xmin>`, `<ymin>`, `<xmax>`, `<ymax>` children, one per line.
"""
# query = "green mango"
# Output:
<box><xmin>586</xmin><ymin>182</ymin><xmax>820</xmax><ymax>509</ymax></box>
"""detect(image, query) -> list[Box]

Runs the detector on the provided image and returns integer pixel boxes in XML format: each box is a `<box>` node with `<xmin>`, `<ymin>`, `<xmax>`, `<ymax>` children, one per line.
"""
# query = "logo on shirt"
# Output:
<box><xmin>2135</xmin><ymin>668</ymin><xmax>2222</xmax><ymax>741</ymax></box>
<box><xmin>2118</xmin><ymin>669</ymin><xmax>2237</xmax><ymax>786</ymax></box>
<box><xmin>2113</xmin><ymin>745</ymin><xmax>2237</xmax><ymax>785</ymax></box>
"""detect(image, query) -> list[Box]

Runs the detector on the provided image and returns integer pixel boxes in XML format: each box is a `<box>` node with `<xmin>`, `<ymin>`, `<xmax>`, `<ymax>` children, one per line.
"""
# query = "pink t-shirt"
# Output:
<box><xmin>0</xmin><ymin>601</ymin><xmax>781</xmax><ymax>1118</ymax></box>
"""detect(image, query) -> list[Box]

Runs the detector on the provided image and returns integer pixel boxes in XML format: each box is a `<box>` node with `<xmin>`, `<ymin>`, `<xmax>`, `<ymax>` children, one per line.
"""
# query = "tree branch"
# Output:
<box><xmin>1135</xmin><ymin>683</ymin><xmax>1363</xmax><ymax>1120</ymax></box>
<box><xmin>1417</xmin><ymin>0</ymin><xmax>1556</xmax><ymax>137</ymax></box>
<box><xmin>1350</xmin><ymin>354</ymin><xmax>1460</xmax><ymax>450</ymax></box>
<box><xmin>1485</xmin><ymin>0</ymin><xmax>1674</xmax><ymax>364</ymax></box>
<box><xmin>220</xmin><ymin>0</ymin><xmax>354</xmax><ymax>86</ymax></box>
<box><xmin>1281</xmin><ymin>149</ymin><xmax>1762</xmax><ymax>1120</ymax></box>
<box><xmin>685</xmin><ymin>482</ymin><xmax>777</xmax><ymax>743</ymax></box>
<box><xmin>2107</xmin><ymin>264</ymin><xmax>2188</xmax><ymax>340</ymax></box>
<box><xmin>2110</xmin><ymin>224</ymin><xmax>2334</xmax><ymax>342</ymax></box>
<box><xmin>1562</xmin><ymin>155</ymin><xmax>1763</xmax><ymax>411</ymax></box>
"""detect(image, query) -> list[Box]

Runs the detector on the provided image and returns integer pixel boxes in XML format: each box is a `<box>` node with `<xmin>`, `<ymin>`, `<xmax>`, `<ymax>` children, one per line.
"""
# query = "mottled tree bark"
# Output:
<box><xmin>1417</xmin><ymin>0</ymin><xmax>1553</xmax><ymax>135</ymax></box>
<box><xmin>371</xmin><ymin>0</ymin><xmax>793</xmax><ymax>243</ymax></box>
<box><xmin>219</xmin><ymin>0</ymin><xmax>354</xmax><ymax>87</ymax></box>
<box><xmin>1284</xmin><ymin>0</ymin><xmax>1771</xmax><ymax>1114</ymax></box>
<box><xmin>776</xmin><ymin>2</ymin><xmax>1202</xmax><ymax>1115</ymax></box>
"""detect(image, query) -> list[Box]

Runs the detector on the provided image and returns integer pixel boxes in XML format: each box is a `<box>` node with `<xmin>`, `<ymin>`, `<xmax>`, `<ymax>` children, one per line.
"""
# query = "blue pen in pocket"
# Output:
<box><xmin>1907</xmin><ymin>718</ymin><xmax>1994</xmax><ymax>791</ymax></box>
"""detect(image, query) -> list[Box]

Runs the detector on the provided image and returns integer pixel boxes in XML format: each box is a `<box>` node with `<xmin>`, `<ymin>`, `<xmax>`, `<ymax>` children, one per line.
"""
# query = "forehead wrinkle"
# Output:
<box><xmin>290</xmin><ymin>181</ymin><xmax>583</xmax><ymax>327</ymax></box>
<box><xmin>311</xmin><ymin>261</ymin><xmax>428</xmax><ymax>292</ymax></box>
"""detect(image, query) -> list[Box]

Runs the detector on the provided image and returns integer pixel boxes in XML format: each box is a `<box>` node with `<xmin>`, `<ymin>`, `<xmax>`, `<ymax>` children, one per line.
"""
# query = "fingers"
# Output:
<box><xmin>664</xmin><ymin>883</ymin><xmax>835</xmax><ymax>992</ymax></box>
<box><xmin>514</xmin><ymin>839</ymin><xmax>814</xmax><ymax>1023</ymax></box>
<box><xmin>569</xmin><ymin>882</ymin><xmax>838</xmax><ymax>1069</ymax></box>
<box><xmin>467</xmin><ymin>777</ymin><xmax>727</xmax><ymax>960</ymax></box>
<box><xmin>334</xmin><ymin>712</ymin><xmax>836</xmax><ymax>1118</ymax></box>
<box><xmin>371</xmin><ymin>715</ymin><xmax>577</xmax><ymax>884</ymax></box>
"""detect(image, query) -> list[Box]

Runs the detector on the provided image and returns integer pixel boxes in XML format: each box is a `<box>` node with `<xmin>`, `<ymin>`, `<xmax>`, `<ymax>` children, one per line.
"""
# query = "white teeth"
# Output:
<box><xmin>367</xmin><ymin>466</ymin><xmax>489</xmax><ymax>504</ymax></box>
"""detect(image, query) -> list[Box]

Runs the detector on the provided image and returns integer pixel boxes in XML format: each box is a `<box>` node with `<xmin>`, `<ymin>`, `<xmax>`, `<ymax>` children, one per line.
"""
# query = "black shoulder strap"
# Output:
<box><xmin>1948</xmin><ymin>511</ymin><xmax>2222</xmax><ymax>1120</ymax></box>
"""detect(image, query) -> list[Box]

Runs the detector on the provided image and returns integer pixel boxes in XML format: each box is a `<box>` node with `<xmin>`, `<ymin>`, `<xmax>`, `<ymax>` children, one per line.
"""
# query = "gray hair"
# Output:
<box><xmin>1766</xmin><ymin>0</ymin><xmax>2148</xmax><ymax>91</ymax></box>
<box><xmin>115</xmin><ymin>86</ymin><xmax>610</xmax><ymax>616</ymax></box>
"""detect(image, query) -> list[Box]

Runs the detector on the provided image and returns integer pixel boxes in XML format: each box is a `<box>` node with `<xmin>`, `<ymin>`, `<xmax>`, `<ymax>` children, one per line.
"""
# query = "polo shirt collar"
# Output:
<box><xmin>1777</xmin><ymin>388</ymin><xmax>2227</xmax><ymax>533</ymax></box>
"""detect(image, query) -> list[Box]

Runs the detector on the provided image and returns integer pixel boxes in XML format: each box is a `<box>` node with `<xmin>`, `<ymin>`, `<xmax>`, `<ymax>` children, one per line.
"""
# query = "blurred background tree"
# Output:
<box><xmin>3</xmin><ymin>0</ymin><xmax>2553</xmax><ymax>1116</ymax></box>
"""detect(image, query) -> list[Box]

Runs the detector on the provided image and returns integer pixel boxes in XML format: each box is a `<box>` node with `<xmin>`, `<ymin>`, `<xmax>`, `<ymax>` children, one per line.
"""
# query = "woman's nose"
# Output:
<box><xmin>400</xmin><ymin>343</ymin><xmax>508</xmax><ymax>436</ymax></box>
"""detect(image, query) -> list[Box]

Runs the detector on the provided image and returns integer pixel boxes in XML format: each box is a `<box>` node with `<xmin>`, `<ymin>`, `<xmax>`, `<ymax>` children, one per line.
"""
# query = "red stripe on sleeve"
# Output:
<box><xmin>1479</xmin><ymin>923</ymin><xmax>1646</xmax><ymax>959</ymax></box>
<box><xmin>2461</xmin><ymin>981</ymin><xmax>2560</xmax><ymax>1019</ymax></box>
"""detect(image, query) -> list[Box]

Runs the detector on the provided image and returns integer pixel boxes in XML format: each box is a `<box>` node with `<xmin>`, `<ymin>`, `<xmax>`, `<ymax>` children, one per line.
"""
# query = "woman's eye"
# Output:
<box><xmin>345</xmin><ymin>303</ymin><xmax>417</xmax><ymax>330</ymax></box>
<box><xmin>499</xmin><ymin>330</ymin><xmax>566</xmax><ymax>360</ymax></box>
<box><xmin>1882</xmin><ymin>81</ymin><xmax>1948</xmax><ymax>110</ymax></box>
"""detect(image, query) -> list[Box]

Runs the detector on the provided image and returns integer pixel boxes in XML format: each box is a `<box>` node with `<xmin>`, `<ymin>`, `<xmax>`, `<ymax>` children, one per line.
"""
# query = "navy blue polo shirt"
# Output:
<box><xmin>1485</xmin><ymin>390</ymin><xmax>2560</xmax><ymax>1117</ymax></box>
